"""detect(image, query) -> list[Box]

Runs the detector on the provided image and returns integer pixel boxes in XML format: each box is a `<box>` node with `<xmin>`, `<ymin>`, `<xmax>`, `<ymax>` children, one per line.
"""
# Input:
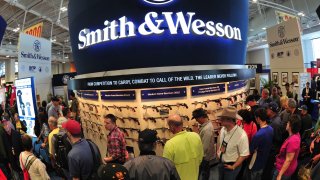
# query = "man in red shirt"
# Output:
<box><xmin>103</xmin><ymin>114</ymin><xmax>127</xmax><ymax>164</ymax></box>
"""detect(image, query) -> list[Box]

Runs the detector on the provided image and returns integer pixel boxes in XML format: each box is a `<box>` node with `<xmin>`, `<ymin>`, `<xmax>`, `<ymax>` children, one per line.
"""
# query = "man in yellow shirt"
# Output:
<box><xmin>163</xmin><ymin>114</ymin><xmax>204</xmax><ymax>180</ymax></box>
<box><xmin>48</xmin><ymin>116</ymin><xmax>59</xmax><ymax>167</ymax></box>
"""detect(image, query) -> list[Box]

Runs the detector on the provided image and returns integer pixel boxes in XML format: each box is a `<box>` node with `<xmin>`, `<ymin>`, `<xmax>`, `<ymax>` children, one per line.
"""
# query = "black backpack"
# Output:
<box><xmin>54</xmin><ymin>133</ymin><xmax>72</xmax><ymax>169</ymax></box>
<box><xmin>86</xmin><ymin>139</ymin><xmax>102</xmax><ymax>180</ymax></box>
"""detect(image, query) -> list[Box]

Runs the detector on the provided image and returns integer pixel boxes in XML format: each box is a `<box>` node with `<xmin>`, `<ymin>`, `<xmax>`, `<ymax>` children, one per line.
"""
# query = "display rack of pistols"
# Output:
<box><xmin>78</xmin><ymin>90</ymin><xmax>249</xmax><ymax>147</ymax></box>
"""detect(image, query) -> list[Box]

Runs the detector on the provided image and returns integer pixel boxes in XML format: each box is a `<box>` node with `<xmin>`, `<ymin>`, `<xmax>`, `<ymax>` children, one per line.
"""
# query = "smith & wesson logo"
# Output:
<box><xmin>278</xmin><ymin>26</ymin><xmax>285</xmax><ymax>38</ymax></box>
<box><xmin>33</xmin><ymin>40</ymin><xmax>41</xmax><ymax>52</ymax></box>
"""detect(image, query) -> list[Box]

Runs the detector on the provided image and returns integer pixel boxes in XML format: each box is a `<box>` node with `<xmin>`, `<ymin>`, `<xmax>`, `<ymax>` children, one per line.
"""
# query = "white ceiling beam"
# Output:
<box><xmin>4</xmin><ymin>0</ymin><xmax>69</xmax><ymax>31</ymax></box>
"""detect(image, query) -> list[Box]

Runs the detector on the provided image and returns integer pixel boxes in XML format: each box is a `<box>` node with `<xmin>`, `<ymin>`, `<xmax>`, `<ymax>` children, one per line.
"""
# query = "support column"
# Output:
<box><xmin>5</xmin><ymin>59</ymin><xmax>15</xmax><ymax>83</ymax></box>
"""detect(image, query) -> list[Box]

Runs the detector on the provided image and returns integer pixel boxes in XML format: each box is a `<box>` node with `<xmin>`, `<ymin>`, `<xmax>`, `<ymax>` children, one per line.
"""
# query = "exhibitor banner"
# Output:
<box><xmin>18</xmin><ymin>33</ymin><xmax>51</xmax><ymax>82</ymax></box>
<box><xmin>15</xmin><ymin>77</ymin><xmax>37</xmax><ymax>137</ymax></box>
<box><xmin>267</xmin><ymin>18</ymin><xmax>304</xmax><ymax>93</ymax></box>
<box><xmin>18</xmin><ymin>33</ymin><xmax>52</xmax><ymax>101</ymax></box>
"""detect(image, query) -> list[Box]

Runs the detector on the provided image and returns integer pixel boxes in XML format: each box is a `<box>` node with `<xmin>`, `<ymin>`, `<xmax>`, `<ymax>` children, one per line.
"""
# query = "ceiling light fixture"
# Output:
<box><xmin>252</xmin><ymin>0</ymin><xmax>258</xmax><ymax>3</ymax></box>
<box><xmin>13</xmin><ymin>27</ymin><xmax>20</xmax><ymax>32</ymax></box>
<box><xmin>62</xmin><ymin>61</ymin><xmax>66</xmax><ymax>64</ymax></box>
<box><xmin>298</xmin><ymin>12</ymin><xmax>305</xmax><ymax>17</ymax></box>
<box><xmin>6</xmin><ymin>55</ymin><xmax>9</xmax><ymax>58</ymax></box>
<box><xmin>262</xmin><ymin>27</ymin><xmax>267</xmax><ymax>30</ymax></box>
<box><xmin>60</xmin><ymin>7</ymin><xmax>67</xmax><ymax>12</ymax></box>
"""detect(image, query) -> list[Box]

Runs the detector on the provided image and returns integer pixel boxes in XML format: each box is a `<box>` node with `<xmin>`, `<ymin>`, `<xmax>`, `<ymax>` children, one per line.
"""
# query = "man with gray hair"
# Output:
<box><xmin>282</xmin><ymin>98</ymin><xmax>300</xmax><ymax>139</ymax></box>
<box><xmin>163</xmin><ymin>114</ymin><xmax>203</xmax><ymax>180</ymax></box>
<box><xmin>258</xmin><ymin>88</ymin><xmax>272</xmax><ymax>107</ymax></box>
<box><xmin>286</xmin><ymin>98</ymin><xmax>300</xmax><ymax>118</ymax></box>
<box><xmin>48</xmin><ymin>116</ymin><xmax>59</xmax><ymax>165</ymax></box>
<box><xmin>51</xmin><ymin>117</ymin><xmax>71</xmax><ymax>179</ymax></box>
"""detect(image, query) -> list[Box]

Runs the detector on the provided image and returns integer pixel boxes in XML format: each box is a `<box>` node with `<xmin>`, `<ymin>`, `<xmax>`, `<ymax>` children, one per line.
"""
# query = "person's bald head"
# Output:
<box><xmin>167</xmin><ymin>114</ymin><xmax>183</xmax><ymax>134</ymax></box>
<box><xmin>48</xmin><ymin>116</ymin><xmax>58</xmax><ymax>130</ymax></box>
<box><xmin>167</xmin><ymin>114</ymin><xmax>183</xmax><ymax>126</ymax></box>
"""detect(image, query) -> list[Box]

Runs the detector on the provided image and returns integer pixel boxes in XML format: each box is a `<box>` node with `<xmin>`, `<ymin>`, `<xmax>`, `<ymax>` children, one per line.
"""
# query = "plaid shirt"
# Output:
<box><xmin>107</xmin><ymin>126</ymin><xmax>127</xmax><ymax>163</ymax></box>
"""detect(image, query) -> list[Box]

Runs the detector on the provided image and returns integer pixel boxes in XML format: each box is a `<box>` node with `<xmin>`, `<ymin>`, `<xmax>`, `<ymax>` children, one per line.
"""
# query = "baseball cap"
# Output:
<box><xmin>192</xmin><ymin>108</ymin><xmax>207</xmax><ymax>119</ymax></box>
<box><xmin>298</xmin><ymin>105</ymin><xmax>308</xmax><ymax>111</ymax></box>
<box><xmin>218</xmin><ymin>106</ymin><xmax>238</xmax><ymax>120</ymax></box>
<box><xmin>62</xmin><ymin>120</ymin><xmax>81</xmax><ymax>135</ymax></box>
<box><xmin>266</xmin><ymin>102</ymin><xmax>279</xmax><ymax>113</ymax></box>
<box><xmin>57</xmin><ymin>117</ymin><xmax>68</xmax><ymax>128</ymax></box>
<box><xmin>245</xmin><ymin>95</ymin><xmax>256</xmax><ymax>103</ymax></box>
<box><xmin>139</xmin><ymin>129</ymin><xmax>158</xmax><ymax>144</ymax></box>
<box><xmin>98</xmin><ymin>163</ymin><xmax>129</xmax><ymax>180</ymax></box>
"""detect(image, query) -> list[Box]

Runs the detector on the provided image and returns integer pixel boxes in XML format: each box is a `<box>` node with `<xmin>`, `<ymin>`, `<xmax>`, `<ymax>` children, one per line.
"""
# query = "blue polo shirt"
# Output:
<box><xmin>249</xmin><ymin>125</ymin><xmax>274</xmax><ymax>171</ymax></box>
<box><xmin>68</xmin><ymin>139</ymin><xmax>100</xmax><ymax>179</ymax></box>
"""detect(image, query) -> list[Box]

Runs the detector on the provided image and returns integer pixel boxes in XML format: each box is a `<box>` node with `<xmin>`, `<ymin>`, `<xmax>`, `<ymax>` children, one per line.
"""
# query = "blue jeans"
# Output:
<box><xmin>218</xmin><ymin>163</ymin><xmax>242</xmax><ymax>180</ymax></box>
<box><xmin>249</xmin><ymin>169</ymin><xmax>263</xmax><ymax>180</ymax></box>
<box><xmin>199</xmin><ymin>160</ymin><xmax>210</xmax><ymax>180</ymax></box>
<box><xmin>272</xmin><ymin>169</ymin><xmax>291</xmax><ymax>180</ymax></box>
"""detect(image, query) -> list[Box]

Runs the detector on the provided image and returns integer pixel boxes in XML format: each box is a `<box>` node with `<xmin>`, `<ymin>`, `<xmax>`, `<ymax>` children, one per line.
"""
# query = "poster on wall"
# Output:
<box><xmin>272</xmin><ymin>72</ymin><xmax>278</xmax><ymax>84</ymax></box>
<box><xmin>292</xmin><ymin>72</ymin><xmax>299</xmax><ymax>87</ymax></box>
<box><xmin>299</xmin><ymin>73</ymin><xmax>311</xmax><ymax>100</ymax></box>
<box><xmin>259</xmin><ymin>74</ymin><xmax>270</xmax><ymax>89</ymax></box>
<box><xmin>15</xmin><ymin>77</ymin><xmax>37</xmax><ymax>137</ymax></box>
<box><xmin>281</xmin><ymin>72</ymin><xmax>288</xmax><ymax>86</ymax></box>
<box><xmin>267</xmin><ymin>18</ymin><xmax>304</xmax><ymax>91</ymax></box>
<box><xmin>18</xmin><ymin>33</ymin><xmax>52</xmax><ymax>101</ymax></box>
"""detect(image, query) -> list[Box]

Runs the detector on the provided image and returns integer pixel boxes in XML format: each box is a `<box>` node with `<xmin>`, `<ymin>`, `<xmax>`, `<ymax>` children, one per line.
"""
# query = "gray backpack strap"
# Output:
<box><xmin>26</xmin><ymin>156</ymin><xmax>37</xmax><ymax>171</ymax></box>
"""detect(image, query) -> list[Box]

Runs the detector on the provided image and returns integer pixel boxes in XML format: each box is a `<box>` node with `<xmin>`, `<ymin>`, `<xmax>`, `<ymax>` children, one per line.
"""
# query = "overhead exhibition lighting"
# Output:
<box><xmin>51</xmin><ymin>37</ymin><xmax>56</xmax><ymax>42</ymax></box>
<box><xmin>60</xmin><ymin>7</ymin><xmax>67</xmax><ymax>12</ymax></box>
<box><xmin>262</xmin><ymin>27</ymin><xmax>267</xmax><ymax>30</ymax></box>
<box><xmin>298</xmin><ymin>12</ymin><xmax>305</xmax><ymax>17</ymax></box>
<box><xmin>6</xmin><ymin>55</ymin><xmax>10</xmax><ymax>58</ymax></box>
<box><xmin>252</xmin><ymin>0</ymin><xmax>258</xmax><ymax>3</ymax></box>
<box><xmin>12</xmin><ymin>27</ymin><xmax>20</xmax><ymax>32</ymax></box>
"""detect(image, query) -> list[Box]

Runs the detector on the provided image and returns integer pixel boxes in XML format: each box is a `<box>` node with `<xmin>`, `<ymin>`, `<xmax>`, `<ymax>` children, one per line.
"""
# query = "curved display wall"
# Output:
<box><xmin>68</xmin><ymin>0</ymin><xmax>249</xmax><ymax>74</ymax></box>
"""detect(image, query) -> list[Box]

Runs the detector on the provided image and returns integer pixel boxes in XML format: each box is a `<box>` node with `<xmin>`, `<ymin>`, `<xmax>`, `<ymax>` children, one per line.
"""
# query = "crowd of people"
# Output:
<box><xmin>0</xmin><ymin>84</ymin><xmax>320</xmax><ymax>180</ymax></box>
